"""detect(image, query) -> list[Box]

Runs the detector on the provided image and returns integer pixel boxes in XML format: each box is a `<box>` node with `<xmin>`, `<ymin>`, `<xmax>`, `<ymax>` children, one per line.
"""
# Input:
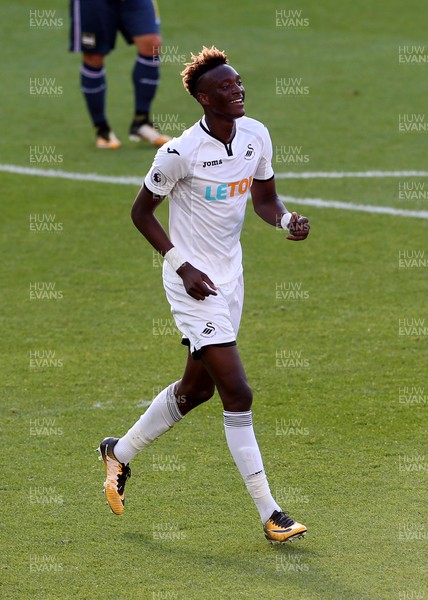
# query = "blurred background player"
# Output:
<box><xmin>69</xmin><ymin>0</ymin><xmax>171</xmax><ymax>149</ymax></box>
<box><xmin>98</xmin><ymin>47</ymin><xmax>310</xmax><ymax>543</ymax></box>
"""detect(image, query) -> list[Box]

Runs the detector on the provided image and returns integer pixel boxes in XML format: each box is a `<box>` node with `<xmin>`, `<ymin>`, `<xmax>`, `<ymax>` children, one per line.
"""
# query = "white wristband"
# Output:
<box><xmin>280</xmin><ymin>212</ymin><xmax>292</xmax><ymax>231</ymax></box>
<box><xmin>164</xmin><ymin>247</ymin><xmax>186</xmax><ymax>272</ymax></box>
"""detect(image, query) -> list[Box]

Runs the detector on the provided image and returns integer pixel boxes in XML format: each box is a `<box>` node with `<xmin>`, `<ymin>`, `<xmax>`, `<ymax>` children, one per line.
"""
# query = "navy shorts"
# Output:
<box><xmin>70</xmin><ymin>0</ymin><xmax>160</xmax><ymax>54</ymax></box>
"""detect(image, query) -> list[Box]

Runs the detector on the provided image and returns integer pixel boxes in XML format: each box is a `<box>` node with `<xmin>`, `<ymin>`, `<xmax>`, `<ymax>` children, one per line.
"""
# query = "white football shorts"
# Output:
<box><xmin>163</xmin><ymin>273</ymin><xmax>244</xmax><ymax>358</ymax></box>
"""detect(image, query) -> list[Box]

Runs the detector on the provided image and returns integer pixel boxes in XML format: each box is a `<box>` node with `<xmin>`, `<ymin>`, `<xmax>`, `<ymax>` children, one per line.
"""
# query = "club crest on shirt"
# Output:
<box><xmin>151</xmin><ymin>169</ymin><xmax>167</xmax><ymax>187</ymax></box>
<box><xmin>200</xmin><ymin>322</ymin><xmax>216</xmax><ymax>338</ymax></box>
<box><xmin>244</xmin><ymin>144</ymin><xmax>255</xmax><ymax>160</ymax></box>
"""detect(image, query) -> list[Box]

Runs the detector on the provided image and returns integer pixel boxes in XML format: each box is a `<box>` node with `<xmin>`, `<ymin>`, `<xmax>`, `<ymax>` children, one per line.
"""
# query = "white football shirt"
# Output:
<box><xmin>144</xmin><ymin>115</ymin><xmax>274</xmax><ymax>285</ymax></box>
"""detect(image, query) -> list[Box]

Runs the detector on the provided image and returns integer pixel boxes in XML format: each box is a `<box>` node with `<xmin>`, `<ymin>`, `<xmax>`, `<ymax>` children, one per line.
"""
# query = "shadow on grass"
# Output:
<box><xmin>122</xmin><ymin>530</ymin><xmax>371</xmax><ymax>600</ymax></box>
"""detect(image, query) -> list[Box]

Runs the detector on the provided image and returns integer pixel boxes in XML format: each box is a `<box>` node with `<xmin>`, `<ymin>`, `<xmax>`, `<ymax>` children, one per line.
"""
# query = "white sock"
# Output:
<box><xmin>114</xmin><ymin>381</ymin><xmax>183</xmax><ymax>464</ymax></box>
<box><xmin>223</xmin><ymin>410</ymin><xmax>281</xmax><ymax>523</ymax></box>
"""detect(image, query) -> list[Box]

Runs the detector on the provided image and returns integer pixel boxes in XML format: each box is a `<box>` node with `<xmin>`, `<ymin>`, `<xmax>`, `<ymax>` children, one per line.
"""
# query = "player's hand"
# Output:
<box><xmin>286</xmin><ymin>212</ymin><xmax>310</xmax><ymax>241</ymax></box>
<box><xmin>176</xmin><ymin>263</ymin><xmax>218</xmax><ymax>301</ymax></box>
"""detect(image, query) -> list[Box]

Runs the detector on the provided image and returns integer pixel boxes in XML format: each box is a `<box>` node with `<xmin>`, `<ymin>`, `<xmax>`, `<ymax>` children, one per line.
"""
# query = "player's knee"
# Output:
<box><xmin>83</xmin><ymin>53</ymin><xmax>104</xmax><ymax>68</ymax></box>
<box><xmin>198</xmin><ymin>384</ymin><xmax>216</xmax><ymax>403</ymax></box>
<box><xmin>135</xmin><ymin>34</ymin><xmax>162</xmax><ymax>57</ymax></box>
<box><xmin>222</xmin><ymin>380</ymin><xmax>253</xmax><ymax>412</ymax></box>
<box><xmin>178</xmin><ymin>382</ymin><xmax>215</xmax><ymax>404</ymax></box>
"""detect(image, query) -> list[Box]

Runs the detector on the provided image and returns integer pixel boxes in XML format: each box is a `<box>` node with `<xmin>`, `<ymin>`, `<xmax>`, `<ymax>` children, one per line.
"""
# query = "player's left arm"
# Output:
<box><xmin>251</xmin><ymin>177</ymin><xmax>310</xmax><ymax>241</ymax></box>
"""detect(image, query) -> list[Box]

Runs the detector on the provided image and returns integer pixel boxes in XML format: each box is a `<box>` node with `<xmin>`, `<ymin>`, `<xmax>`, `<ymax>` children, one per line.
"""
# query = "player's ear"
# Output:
<box><xmin>196</xmin><ymin>91</ymin><xmax>209</xmax><ymax>107</ymax></box>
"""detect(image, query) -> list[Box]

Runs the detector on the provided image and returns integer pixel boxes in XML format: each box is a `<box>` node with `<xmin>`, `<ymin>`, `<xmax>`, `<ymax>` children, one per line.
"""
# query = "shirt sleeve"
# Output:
<box><xmin>144</xmin><ymin>142</ymin><xmax>188</xmax><ymax>196</ymax></box>
<box><xmin>253</xmin><ymin>125</ymin><xmax>275</xmax><ymax>181</ymax></box>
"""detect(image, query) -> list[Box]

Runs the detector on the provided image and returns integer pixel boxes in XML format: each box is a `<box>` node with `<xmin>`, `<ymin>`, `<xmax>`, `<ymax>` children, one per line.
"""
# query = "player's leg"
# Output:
<box><xmin>80</xmin><ymin>52</ymin><xmax>121</xmax><ymax>149</ymax></box>
<box><xmin>99</xmin><ymin>350</ymin><xmax>214</xmax><ymax>514</ymax></box>
<box><xmin>119</xmin><ymin>0</ymin><xmax>171</xmax><ymax>146</ymax></box>
<box><xmin>174</xmin><ymin>349</ymin><xmax>216</xmax><ymax>415</ymax></box>
<box><xmin>115</xmin><ymin>349</ymin><xmax>215</xmax><ymax>461</ymax></box>
<box><xmin>69</xmin><ymin>0</ymin><xmax>121</xmax><ymax>148</ymax></box>
<box><xmin>200</xmin><ymin>344</ymin><xmax>307</xmax><ymax>542</ymax></box>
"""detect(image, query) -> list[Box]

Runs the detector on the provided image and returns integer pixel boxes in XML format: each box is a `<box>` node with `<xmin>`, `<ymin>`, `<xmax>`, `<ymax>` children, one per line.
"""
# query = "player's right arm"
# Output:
<box><xmin>131</xmin><ymin>166</ymin><xmax>217</xmax><ymax>301</ymax></box>
<box><xmin>131</xmin><ymin>184</ymin><xmax>173</xmax><ymax>256</ymax></box>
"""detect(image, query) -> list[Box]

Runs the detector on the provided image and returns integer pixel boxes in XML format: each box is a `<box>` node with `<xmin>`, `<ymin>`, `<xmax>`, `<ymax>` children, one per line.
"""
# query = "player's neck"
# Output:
<box><xmin>203</xmin><ymin>114</ymin><xmax>236</xmax><ymax>144</ymax></box>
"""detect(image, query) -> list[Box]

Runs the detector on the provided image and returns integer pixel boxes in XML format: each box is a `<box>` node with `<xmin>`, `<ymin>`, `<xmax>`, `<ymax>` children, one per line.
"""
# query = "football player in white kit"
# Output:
<box><xmin>99</xmin><ymin>47</ymin><xmax>310</xmax><ymax>543</ymax></box>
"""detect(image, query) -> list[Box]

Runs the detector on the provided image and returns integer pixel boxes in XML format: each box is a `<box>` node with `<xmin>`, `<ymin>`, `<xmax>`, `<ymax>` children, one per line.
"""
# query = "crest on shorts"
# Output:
<box><xmin>201</xmin><ymin>322</ymin><xmax>216</xmax><ymax>338</ymax></box>
<box><xmin>81</xmin><ymin>32</ymin><xmax>96</xmax><ymax>49</ymax></box>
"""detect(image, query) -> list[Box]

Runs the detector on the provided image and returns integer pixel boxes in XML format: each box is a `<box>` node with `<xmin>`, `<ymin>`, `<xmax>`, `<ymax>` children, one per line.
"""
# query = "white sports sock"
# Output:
<box><xmin>223</xmin><ymin>410</ymin><xmax>281</xmax><ymax>523</ymax></box>
<box><xmin>114</xmin><ymin>381</ymin><xmax>183</xmax><ymax>464</ymax></box>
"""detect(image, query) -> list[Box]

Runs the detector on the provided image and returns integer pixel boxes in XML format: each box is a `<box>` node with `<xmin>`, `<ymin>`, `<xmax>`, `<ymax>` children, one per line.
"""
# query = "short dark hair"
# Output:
<box><xmin>181</xmin><ymin>46</ymin><xmax>229</xmax><ymax>97</ymax></box>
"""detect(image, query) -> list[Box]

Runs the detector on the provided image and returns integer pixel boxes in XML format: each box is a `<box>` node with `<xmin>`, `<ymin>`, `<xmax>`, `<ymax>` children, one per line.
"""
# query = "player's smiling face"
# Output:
<box><xmin>197</xmin><ymin>65</ymin><xmax>245</xmax><ymax>120</ymax></box>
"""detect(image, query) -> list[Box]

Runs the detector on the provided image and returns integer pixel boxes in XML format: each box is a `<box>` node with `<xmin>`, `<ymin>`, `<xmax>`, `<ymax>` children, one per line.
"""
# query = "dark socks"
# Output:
<box><xmin>132</xmin><ymin>54</ymin><xmax>160</xmax><ymax>117</ymax></box>
<box><xmin>80</xmin><ymin>63</ymin><xmax>107</xmax><ymax>127</ymax></box>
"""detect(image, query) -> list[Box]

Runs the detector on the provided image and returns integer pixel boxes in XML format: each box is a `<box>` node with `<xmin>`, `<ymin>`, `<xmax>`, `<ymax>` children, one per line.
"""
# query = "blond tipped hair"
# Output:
<box><xmin>181</xmin><ymin>46</ymin><xmax>229</xmax><ymax>97</ymax></box>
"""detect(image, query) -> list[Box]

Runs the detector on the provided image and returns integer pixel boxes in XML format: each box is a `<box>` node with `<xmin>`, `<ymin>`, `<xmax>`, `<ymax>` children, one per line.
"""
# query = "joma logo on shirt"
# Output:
<box><xmin>204</xmin><ymin>176</ymin><xmax>253</xmax><ymax>201</ymax></box>
<box><xmin>203</xmin><ymin>159</ymin><xmax>223</xmax><ymax>168</ymax></box>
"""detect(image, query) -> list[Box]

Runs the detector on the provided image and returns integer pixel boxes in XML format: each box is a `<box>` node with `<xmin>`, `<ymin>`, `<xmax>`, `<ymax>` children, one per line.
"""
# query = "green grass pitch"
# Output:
<box><xmin>1</xmin><ymin>1</ymin><xmax>427</xmax><ymax>598</ymax></box>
